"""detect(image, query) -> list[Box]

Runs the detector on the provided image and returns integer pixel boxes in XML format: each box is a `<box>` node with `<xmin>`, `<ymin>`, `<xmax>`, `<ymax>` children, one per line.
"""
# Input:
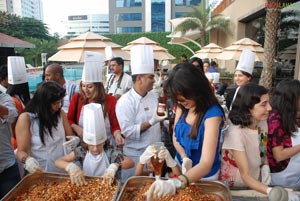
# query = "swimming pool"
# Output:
<box><xmin>27</xmin><ymin>66</ymin><xmax>83</xmax><ymax>92</ymax></box>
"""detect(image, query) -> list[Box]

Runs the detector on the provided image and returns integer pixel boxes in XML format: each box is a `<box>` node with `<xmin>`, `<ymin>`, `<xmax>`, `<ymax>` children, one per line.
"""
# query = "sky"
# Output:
<box><xmin>42</xmin><ymin>0</ymin><xmax>109</xmax><ymax>36</ymax></box>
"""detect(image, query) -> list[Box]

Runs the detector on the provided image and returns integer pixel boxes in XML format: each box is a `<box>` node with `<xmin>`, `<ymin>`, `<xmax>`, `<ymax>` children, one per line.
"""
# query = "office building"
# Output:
<box><xmin>109</xmin><ymin>0</ymin><xmax>201</xmax><ymax>33</ymax></box>
<box><xmin>65</xmin><ymin>14</ymin><xmax>109</xmax><ymax>37</ymax></box>
<box><xmin>0</xmin><ymin>0</ymin><xmax>43</xmax><ymax>21</ymax></box>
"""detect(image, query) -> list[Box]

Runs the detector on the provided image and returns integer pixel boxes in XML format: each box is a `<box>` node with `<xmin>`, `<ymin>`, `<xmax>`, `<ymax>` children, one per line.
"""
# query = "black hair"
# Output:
<box><xmin>165</xmin><ymin>62</ymin><xmax>223</xmax><ymax>139</ymax></box>
<box><xmin>229</xmin><ymin>83</ymin><xmax>268</xmax><ymax>127</ymax></box>
<box><xmin>203</xmin><ymin>60</ymin><xmax>210</xmax><ymax>65</ymax></box>
<box><xmin>6</xmin><ymin>83</ymin><xmax>31</xmax><ymax>105</ymax></box>
<box><xmin>189</xmin><ymin>57</ymin><xmax>204</xmax><ymax>73</ymax></box>
<box><xmin>181</xmin><ymin>54</ymin><xmax>187</xmax><ymax>58</ymax></box>
<box><xmin>235</xmin><ymin>70</ymin><xmax>253</xmax><ymax>80</ymax></box>
<box><xmin>24</xmin><ymin>81</ymin><xmax>66</xmax><ymax>145</ymax></box>
<box><xmin>210</xmin><ymin>61</ymin><xmax>217</xmax><ymax>66</ymax></box>
<box><xmin>110</xmin><ymin>57</ymin><xmax>124</xmax><ymax>69</ymax></box>
<box><xmin>0</xmin><ymin>64</ymin><xmax>8</xmax><ymax>81</ymax></box>
<box><xmin>270</xmin><ymin>79</ymin><xmax>300</xmax><ymax>136</ymax></box>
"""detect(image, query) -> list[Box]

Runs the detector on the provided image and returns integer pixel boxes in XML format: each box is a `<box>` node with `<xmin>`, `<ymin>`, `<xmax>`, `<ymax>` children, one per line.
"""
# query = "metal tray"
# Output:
<box><xmin>117</xmin><ymin>176</ymin><xmax>232</xmax><ymax>201</ymax></box>
<box><xmin>2</xmin><ymin>172</ymin><xmax>119</xmax><ymax>201</ymax></box>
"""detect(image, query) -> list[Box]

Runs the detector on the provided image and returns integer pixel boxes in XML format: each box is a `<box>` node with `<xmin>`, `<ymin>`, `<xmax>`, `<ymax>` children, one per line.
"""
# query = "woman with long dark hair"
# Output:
<box><xmin>145</xmin><ymin>62</ymin><xmax>224</xmax><ymax>199</ymax></box>
<box><xmin>267</xmin><ymin>79</ymin><xmax>300</xmax><ymax>187</ymax></box>
<box><xmin>16</xmin><ymin>81</ymin><xmax>73</xmax><ymax>174</ymax></box>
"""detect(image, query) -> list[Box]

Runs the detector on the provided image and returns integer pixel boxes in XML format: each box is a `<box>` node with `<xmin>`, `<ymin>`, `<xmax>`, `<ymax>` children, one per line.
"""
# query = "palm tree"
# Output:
<box><xmin>174</xmin><ymin>1</ymin><xmax>232</xmax><ymax>47</ymax></box>
<box><xmin>259</xmin><ymin>0</ymin><xmax>280</xmax><ymax>89</ymax></box>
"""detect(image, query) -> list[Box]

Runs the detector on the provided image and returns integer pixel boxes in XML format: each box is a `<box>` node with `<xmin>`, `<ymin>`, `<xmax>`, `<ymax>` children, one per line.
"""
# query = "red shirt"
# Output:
<box><xmin>67</xmin><ymin>93</ymin><xmax>121</xmax><ymax>135</ymax></box>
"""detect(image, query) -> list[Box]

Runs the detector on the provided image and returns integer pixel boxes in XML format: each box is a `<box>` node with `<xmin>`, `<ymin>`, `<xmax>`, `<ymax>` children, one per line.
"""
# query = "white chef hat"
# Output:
<box><xmin>130</xmin><ymin>45</ymin><xmax>154</xmax><ymax>75</ymax></box>
<box><xmin>83</xmin><ymin>103</ymin><xmax>107</xmax><ymax>145</ymax></box>
<box><xmin>235</xmin><ymin>49</ymin><xmax>255</xmax><ymax>75</ymax></box>
<box><xmin>105</xmin><ymin>46</ymin><xmax>114</xmax><ymax>61</ymax></box>
<box><xmin>82</xmin><ymin>51</ymin><xmax>104</xmax><ymax>82</ymax></box>
<box><xmin>7</xmin><ymin>56</ymin><xmax>27</xmax><ymax>84</ymax></box>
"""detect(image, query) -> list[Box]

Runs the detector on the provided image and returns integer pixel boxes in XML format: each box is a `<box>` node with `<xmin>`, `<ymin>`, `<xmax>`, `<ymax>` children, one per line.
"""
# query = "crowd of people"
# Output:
<box><xmin>1</xmin><ymin>46</ymin><xmax>300</xmax><ymax>201</ymax></box>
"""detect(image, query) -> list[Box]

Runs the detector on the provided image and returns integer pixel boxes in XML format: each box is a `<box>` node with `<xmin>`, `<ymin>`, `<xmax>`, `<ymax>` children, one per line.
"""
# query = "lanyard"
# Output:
<box><xmin>106</xmin><ymin>72</ymin><xmax>124</xmax><ymax>95</ymax></box>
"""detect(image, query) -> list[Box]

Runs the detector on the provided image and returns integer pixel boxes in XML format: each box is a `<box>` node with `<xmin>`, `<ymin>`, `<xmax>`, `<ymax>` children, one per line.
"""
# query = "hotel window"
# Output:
<box><xmin>119</xmin><ymin>13</ymin><xmax>142</xmax><ymax>21</ymax></box>
<box><xmin>116</xmin><ymin>0</ymin><xmax>142</xmax><ymax>8</ymax></box>
<box><xmin>151</xmin><ymin>0</ymin><xmax>165</xmax><ymax>32</ymax></box>
<box><xmin>175</xmin><ymin>0</ymin><xmax>200</xmax><ymax>6</ymax></box>
<box><xmin>117</xmin><ymin>27</ymin><xmax>142</xmax><ymax>33</ymax></box>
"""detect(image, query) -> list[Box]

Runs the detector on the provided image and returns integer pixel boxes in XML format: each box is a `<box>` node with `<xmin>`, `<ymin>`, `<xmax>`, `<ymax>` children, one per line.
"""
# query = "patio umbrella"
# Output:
<box><xmin>167</xmin><ymin>17</ymin><xmax>201</xmax><ymax>44</ymax></box>
<box><xmin>192</xmin><ymin>43</ymin><xmax>223</xmax><ymax>59</ymax></box>
<box><xmin>48</xmin><ymin>32</ymin><xmax>130</xmax><ymax>63</ymax></box>
<box><xmin>216</xmin><ymin>38</ymin><xmax>264</xmax><ymax>61</ymax></box>
<box><xmin>122</xmin><ymin>36</ymin><xmax>176</xmax><ymax>60</ymax></box>
<box><xmin>278</xmin><ymin>44</ymin><xmax>297</xmax><ymax>60</ymax></box>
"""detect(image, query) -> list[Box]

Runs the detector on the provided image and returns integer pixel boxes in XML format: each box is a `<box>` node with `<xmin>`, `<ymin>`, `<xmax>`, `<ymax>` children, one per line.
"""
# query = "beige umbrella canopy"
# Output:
<box><xmin>48</xmin><ymin>32</ymin><xmax>130</xmax><ymax>63</ymax></box>
<box><xmin>192</xmin><ymin>43</ymin><xmax>223</xmax><ymax>59</ymax></box>
<box><xmin>216</xmin><ymin>38</ymin><xmax>264</xmax><ymax>61</ymax></box>
<box><xmin>167</xmin><ymin>18</ymin><xmax>201</xmax><ymax>44</ymax></box>
<box><xmin>122</xmin><ymin>36</ymin><xmax>176</xmax><ymax>60</ymax></box>
<box><xmin>278</xmin><ymin>44</ymin><xmax>297</xmax><ymax>60</ymax></box>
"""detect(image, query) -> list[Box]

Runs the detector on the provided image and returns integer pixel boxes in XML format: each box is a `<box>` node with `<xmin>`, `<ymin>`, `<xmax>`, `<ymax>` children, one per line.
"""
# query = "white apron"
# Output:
<box><xmin>271</xmin><ymin>128</ymin><xmax>300</xmax><ymax>186</ymax></box>
<box><xmin>83</xmin><ymin>151</ymin><xmax>109</xmax><ymax>176</ymax></box>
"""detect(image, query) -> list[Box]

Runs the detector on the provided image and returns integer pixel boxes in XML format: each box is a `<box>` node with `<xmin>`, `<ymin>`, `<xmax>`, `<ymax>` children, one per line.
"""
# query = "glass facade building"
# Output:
<box><xmin>66</xmin><ymin>14</ymin><xmax>109</xmax><ymax>37</ymax></box>
<box><xmin>109</xmin><ymin>0</ymin><xmax>202</xmax><ymax>33</ymax></box>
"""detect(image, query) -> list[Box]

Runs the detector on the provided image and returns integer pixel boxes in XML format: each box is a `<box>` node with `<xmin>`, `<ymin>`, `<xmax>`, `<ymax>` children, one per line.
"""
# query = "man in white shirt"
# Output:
<box><xmin>105</xmin><ymin>57</ymin><xmax>132</xmax><ymax>100</ymax></box>
<box><xmin>116</xmin><ymin>45</ymin><xmax>167</xmax><ymax>184</ymax></box>
<box><xmin>44</xmin><ymin>63</ymin><xmax>79</xmax><ymax>114</ymax></box>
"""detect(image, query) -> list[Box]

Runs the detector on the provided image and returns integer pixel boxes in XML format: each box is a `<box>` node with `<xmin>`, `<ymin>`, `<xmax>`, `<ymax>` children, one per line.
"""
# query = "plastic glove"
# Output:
<box><xmin>25</xmin><ymin>157</ymin><xmax>43</xmax><ymax>174</ymax></box>
<box><xmin>268</xmin><ymin>187</ymin><xmax>288</xmax><ymax>201</ymax></box>
<box><xmin>158</xmin><ymin>147</ymin><xmax>177</xmax><ymax>168</ymax></box>
<box><xmin>288</xmin><ymin>191</ymin><xmax>300</xmax><ymax>201</ymax></box>
<box><xmin>261</xmin><ymin>164</ymin><xmax>271</xmax><ymax>185</ymax></box>
<box><xmin>149</xmin><ymin>108</ymin><xmax>167</xmax><ymax>126</ymax></box>
<box><xmin>139</xmin><ymin>145</ymin><xmax>156</xmax><ymax>165</ymax></box>
<box><xmin>113</xmin><ymin>131</ymin><xmax>125</xmax><ymax>145</ymax></box>
<box><xmin>63</xmin><ymin>136</ymin><xmax>80</xmax><ymax>150</ymax></box>
<box><xmin>65</xmin><ymin>162</ymin><xmax>86</xmax><ymax>186</ymax></box>
<box><xmin>102</xmin><ymin>163</ymin><xmax>119</xmax><ymax>185</ymax></box>
<box><xmin>267</xmin><ymin>186</ymin><xmax>300</xmax><ymax>201</ymax></box>
<box><xmin>182</xmin><ymin>157</ymin><xmax>192</xmax><ymax>174</ymax></box>
<box><xmin>145</xmin><ymin>178</ymin><xmax>182</xmax><ymax>199</ymax></box>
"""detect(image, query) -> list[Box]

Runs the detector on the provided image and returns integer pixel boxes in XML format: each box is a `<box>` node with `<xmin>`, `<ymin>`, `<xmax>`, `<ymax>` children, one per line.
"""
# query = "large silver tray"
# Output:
<box><xmin>2</xmin><ymin>172</ymin><xmax>119</xmax><ymax>201</ymax></box>
<box><xmin>117</xmin><ymin>176</ymin><xmax>232</xmax><ymax>201</ymax></box>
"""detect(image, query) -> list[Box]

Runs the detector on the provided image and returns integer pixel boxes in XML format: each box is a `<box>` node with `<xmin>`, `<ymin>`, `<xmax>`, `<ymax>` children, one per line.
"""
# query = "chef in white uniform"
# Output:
<box><xmin>226</xmin><ymin>49</ymin><xmax>255</xmax><ymax>111</ymax></box>
<box><xmin>116</xmin><ymin>45</ymin><xmax>167</xmax><ymax>184</ymax></box>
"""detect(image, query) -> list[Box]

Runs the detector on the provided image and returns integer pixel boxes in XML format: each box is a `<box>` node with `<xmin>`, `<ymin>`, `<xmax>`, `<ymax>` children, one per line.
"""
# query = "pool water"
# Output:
<box><xmin>28</xmin><ymin>67</ymin><xmax>83</xmax><ymax>92</ymax></box>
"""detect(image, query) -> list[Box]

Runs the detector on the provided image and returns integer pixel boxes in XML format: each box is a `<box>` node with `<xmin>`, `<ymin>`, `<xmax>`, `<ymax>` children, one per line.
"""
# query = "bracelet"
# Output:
<box><xmin>21</xmin><ymin>155</ymin><xmax>29</xmax><ymax>164</ymax></box>
<box><xmin>180</xmin><ymin>174</ymin><xmax>190</xmax><ymax>187</ymax></box>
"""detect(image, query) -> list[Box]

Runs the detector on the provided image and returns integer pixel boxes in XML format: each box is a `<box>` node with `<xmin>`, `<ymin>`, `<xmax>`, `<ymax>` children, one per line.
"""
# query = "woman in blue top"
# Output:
<box><xmin>145</xmin><ymin>62</ymin><xmax>224</xmax><ymax>199</ymax></box>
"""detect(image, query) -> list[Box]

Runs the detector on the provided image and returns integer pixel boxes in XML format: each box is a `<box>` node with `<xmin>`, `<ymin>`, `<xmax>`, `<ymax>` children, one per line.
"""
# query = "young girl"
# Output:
<box><xmin>56</xmin><ymin>103</ymin><xmax>133</xmax><ymax>185</ymax></box>
<box><xmin>219</xmin><ymin>83</ymin><xmax>272</xmax><ymax>193</ymax></box>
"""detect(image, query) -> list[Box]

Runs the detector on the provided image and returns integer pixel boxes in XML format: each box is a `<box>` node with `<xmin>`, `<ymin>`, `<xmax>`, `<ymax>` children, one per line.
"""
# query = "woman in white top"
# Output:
<box><xmin>16</xmin><ymin>81</ymin><xmax>73</xmax><ymax>174</ymax></box>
